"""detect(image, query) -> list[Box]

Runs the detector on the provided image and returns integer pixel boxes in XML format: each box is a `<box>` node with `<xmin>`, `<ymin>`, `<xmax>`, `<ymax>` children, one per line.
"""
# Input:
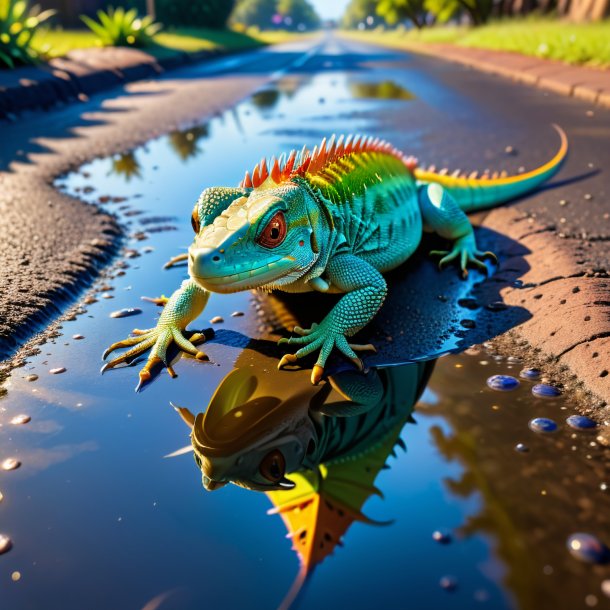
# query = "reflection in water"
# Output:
<box><xmin>109</xmin><ymin>151</ymin><xmax>142</xmax><ymax>181</ymax></box>
<box><xmin>250</xmin><ymin>88</ymin><xmax>282</xmax><ymax>110</ymax></box>
<box><xmin>175</xmin><ymin>359</ymin><xmax>434</xmax><ymax>605</ymax></box>
<box><xmin>167</xmin><ymin>124</ymin><xmax>210</xmax><ymax>161</ymax></box>
<box><xmin>349</xmin><ymin>80</ymin><xmax>415</xmax><ymax>101</ymax></box>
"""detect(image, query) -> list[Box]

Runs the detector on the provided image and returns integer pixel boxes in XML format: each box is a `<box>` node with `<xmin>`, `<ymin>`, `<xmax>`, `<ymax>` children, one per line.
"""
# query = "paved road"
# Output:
<box><xmin>0</xmin><ymin>32</ymin><xmax>608</xmax><ymax>402</ymax></box>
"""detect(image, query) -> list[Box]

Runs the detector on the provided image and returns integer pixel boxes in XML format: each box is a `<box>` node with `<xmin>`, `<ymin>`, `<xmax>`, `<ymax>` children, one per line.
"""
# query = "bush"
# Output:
<box><xmin>0</xmin><ymin>0</ymin><xmax>55</xmax><ymax>69</ymax></box>
<box><xmin>81</xmin><ymin>6</ymin><xmax>162</xmax><ymax>48</ymax></box>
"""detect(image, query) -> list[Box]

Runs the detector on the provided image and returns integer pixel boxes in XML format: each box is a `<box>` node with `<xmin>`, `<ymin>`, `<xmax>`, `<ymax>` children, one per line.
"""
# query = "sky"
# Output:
<box><xmin>308</xmin><ymin>0</ymin><xmax>351</xmax><ymax>20</ymax></box>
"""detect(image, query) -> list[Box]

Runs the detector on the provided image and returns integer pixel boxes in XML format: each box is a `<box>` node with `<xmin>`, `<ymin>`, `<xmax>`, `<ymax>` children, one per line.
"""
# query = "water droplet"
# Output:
<box><xmin>532</xmin><ymin>383</ymin><xmax>562</xmax><ymax>398</ymax></box>
<box><xmin>440</xmin><ymin>576</ymin><xmax>458</xmax><ymax>591</ymax></box>
<box><xmin>520</xmin><ymin>368</ymin><xmax>541</xmax><ymax>380</ymax></box>
<box><xmin>10</xmin><ymin>414</ymin><xmax>30</xmax><ymax>425</ymax></box>
<box><xmin>49</xmin><ymin>367</ymin><xmax>66</xmax><ymax>374</ymax></box>
<box><xmin>487</xmin><ymin>375</ymin><xmax>520</xmax><ymax>391</ymax></box>
<box><xmin>529</xmin><ymin>418</ymin><xmax>558</xmax><ymax>433</ymax></box>
<box><xmin>432</xmin><ymin>530</ymin><xmax>452</xmax><ymax>544</ymax></box>
<box><xmin>210</xmin><ymin>316</ymin><xmax>224</xmax><ymax>324</ymax></box>
<box><xmin>567</xmin><ymin>533</ymin><xmax>609</xmax><ymax>564</ymax></box>
<box><xmin>515</xmin><ymin>443</ymin><xmax>529</xmax><ymax>452</ymax></box>
<box><xmin>2</xmin><ymin>458</ymin><xmax>21</xmax><ymax>470</ymax></box>
<box><xmin>110</xmin><ymin>308</ymin><xmax>142</xmax><ymax>319</ymax></box>
<box><xmin>566</xmin><ymin>415</ymin><xmax>597</xmax><ymax>430</ymax></box>
<box><xmin>0</xmin><ymin>534</ymin><xmax>12</xmax><ymax>554</ymax></box>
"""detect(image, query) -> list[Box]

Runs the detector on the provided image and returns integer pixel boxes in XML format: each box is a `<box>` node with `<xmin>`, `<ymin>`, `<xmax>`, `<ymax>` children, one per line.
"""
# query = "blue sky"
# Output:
<box><xmin>308</xmin><ymin>0</ymin><xmax>351</xmax><ymax>20</ymax></box>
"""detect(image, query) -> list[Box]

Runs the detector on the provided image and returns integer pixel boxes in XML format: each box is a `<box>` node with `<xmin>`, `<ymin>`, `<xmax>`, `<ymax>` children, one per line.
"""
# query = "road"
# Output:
<box><xmin>0</xmin><ymin>31</ymin><xmax>608</xmax><ymax>402</ymax></box>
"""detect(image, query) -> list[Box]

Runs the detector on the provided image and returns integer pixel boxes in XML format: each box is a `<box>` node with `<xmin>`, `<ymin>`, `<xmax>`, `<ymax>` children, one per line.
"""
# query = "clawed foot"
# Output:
<box><xmin>277</xmin><ymin>323</ymin><xmax>376</xmax><ymax>385</ymax></box>
<box><xmin>101</xmin><ymin>328</ymin><xmax>208</xmax><ymax>392</ymax></box>
<box><xmin>430</xmin><ymin>236</ymin><xmax>497</xmax><ymax>278</ymax></box>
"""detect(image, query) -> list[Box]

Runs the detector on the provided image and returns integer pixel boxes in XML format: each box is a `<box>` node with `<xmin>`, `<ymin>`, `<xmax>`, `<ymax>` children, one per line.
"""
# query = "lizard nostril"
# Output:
<box><xmin>212</xmin><ymin>255</ymin><xmax>220</xmax><ymax>262</ymax></box>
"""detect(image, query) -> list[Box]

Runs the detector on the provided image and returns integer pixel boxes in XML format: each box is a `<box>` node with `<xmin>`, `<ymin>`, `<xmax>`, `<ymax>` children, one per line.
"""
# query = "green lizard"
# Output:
<box><xmin>102</xmin><ymin>127</ymin><xmax>568</xmax><ymax>390</ymax></box>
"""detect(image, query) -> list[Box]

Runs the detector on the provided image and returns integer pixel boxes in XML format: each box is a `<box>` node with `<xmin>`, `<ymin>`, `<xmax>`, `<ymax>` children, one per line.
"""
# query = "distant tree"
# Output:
<box><xmin>230</xmin><ymin>0</ymin><xmax>278</xmax><ymax>29</ymax></box>
<box><xmin>377</xmin><ymin>0</ymin><xmax>426</xmax><ymax>29</ymax></box>
<box><xmin>567</xmin><ymin>0</ymin><xmax>610</xmax><ymax>19</ymax></box>
<box><xmin>277</xmin><ymin>0</ymin><xmax>320</xmax><ymax>30</ymax></box>
<box><xmin>424</xmin><ymin>0</ymin><xmax>460</xmax><ymax>22</ymax></box>
<box><xmin>341</xmin><ymin>0</ymin><xmax>383</xmax><ymax>28</ymax></box>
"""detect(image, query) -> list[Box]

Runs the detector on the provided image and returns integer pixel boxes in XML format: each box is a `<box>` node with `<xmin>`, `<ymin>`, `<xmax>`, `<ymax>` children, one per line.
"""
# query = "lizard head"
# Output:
<box><xmin>188</xmin><ymin>181</ymin><xmax>322</xmax><ymax>294</ymax></box>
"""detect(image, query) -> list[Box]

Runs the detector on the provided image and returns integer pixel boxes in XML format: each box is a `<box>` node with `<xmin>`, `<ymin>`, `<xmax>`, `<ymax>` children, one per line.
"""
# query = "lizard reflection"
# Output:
<box><xmin>173</xmin><ymin>360</ymin><xmax>434</xmax><ymax>607</ymax></box>
<box><xmin>174</xmin><ymin>361</ymin><xmax>433</xmax><ymax>492</ymax></box>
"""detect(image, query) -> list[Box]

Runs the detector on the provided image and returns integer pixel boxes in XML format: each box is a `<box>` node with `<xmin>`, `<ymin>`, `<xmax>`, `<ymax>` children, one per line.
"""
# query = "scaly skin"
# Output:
<box><xmin>102</xmin><ymin>128</ymin><xmax>568</xmax><ymax>389</ymax></box>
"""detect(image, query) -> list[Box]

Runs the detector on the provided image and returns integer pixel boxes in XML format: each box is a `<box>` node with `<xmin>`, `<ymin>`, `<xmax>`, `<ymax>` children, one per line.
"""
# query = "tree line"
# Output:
<box><xmin>342</xmin><ymin>0</ymin><xmax>610</xmax><ymax>28</ymax></box>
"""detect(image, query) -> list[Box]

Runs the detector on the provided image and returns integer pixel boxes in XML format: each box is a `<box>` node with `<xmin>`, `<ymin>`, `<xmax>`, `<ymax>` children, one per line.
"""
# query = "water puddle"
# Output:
<box><xmin>1</xmin><ymin>64</ymin><xmax>609</xmax><ymax>610</ymax></box>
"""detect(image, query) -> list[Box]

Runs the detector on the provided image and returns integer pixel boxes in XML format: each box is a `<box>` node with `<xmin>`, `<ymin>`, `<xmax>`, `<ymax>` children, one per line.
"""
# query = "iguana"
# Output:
<box><xmin>102</xmin><ymin>127</ymin><xmax>568</xmax><ymax>390</ymax></box>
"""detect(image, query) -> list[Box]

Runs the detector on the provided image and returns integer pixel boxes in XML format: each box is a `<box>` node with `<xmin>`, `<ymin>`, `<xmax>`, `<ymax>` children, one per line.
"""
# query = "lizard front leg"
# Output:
<box><xmin>419</xmin><ymin>183</ymin><xmax>497</xmax><ymax>278</ymax></box>
<box><xmin>102</xmin><ymin>279</ymin><xmax>210</xmax><ymax>391</ymax></box>
<box><xmin>278</xmin><ymin>254</ymin><xmax>385</xmax><ymax>385</ymax></box>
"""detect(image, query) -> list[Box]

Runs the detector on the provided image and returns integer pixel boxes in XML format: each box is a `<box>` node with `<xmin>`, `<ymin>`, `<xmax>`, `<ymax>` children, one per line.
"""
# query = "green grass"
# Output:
<box><xmin>32</xmin><ymin>27</ymin><xmax>307</xmax><ymax>60</ymax></box>
<box><xmin>343</xmin><ymin>18</ymin><xmax>610</xmax><ymax>68</ymax></box>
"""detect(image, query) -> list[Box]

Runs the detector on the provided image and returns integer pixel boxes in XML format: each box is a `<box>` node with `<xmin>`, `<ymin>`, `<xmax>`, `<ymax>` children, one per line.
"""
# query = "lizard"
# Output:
<box><xmin>101</xmin><ymin>127</ymin><xmax>568</xmax><ymax>390</ymax></box>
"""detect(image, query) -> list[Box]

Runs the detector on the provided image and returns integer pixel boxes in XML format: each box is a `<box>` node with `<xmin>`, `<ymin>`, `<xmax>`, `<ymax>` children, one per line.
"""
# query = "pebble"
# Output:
<box><xmin>49</xmin><ymin>367</ymin><xmax>66</xmax><ymax>375</ymax></box>
<box><xmin>532</xmin><ymin>383</ymin><xmax>562</xmax><ymax>398</ymax></box>
<box><xmin>584</xmin><ymin>193</ymin><xmax>593</xmax><ymax>200</ymax></box>
<box><xmin>567</xmin><ymin>533</ymin><xmax>609</xmax><ymax>564</ymax></box>
<box><xmin>11</xmin><ymin>571</ymin><xmax>20</xmax><ymax>582</ymax></box>
<box><xmin>559</xmin><ymin>199</ymin><xmax>568</xmax><ymax>206</ymax></box>
<box><xmin>485</xmin><ymin>301</ymin><xmax>507</xmax><ymax>312</ymax></box>
<box><xmin>83</xmin><ymin>296</ymin><xmax>98</xmax><ymax>305</ymax></box>
<box><xmin>486</xmin><ymin>375</ymin><xmax>520</xmax><ymax>391</ymax></box>
<box><xmin>520</xmin><ymin>368</ymin><xmax>541</xmax><ymax>380</ymax></box>
<box><xmin>101</xmin><ymin>293</ymin><xmax>114</xmax><ymax>299</ymax></box>
<box><xmin>231</xmin><ymin>311</ymin><xmax>244</xmax><ymax>317</ymax></box>
<box><xmin>10</xmin><ymin>414</ymin><xmax>31</xmax><ymax>425</ymax></box>
<box><xmin>110</xmin><ymin>308</ymin><xmax>142</xmax><ymax>319</ymax></box>
<box><xmin>432</xmin><ymin>530</ymin><xmax>452</xmax><ymax>544</ymax></box>
<box><xmin>0</xmin><ymin>534</ymin><xmax>12</xmax><ymax>555</ymax></box>
<box><xmin>1</xmin><ymin>458</ymin><xmax>21</xmax><ymax>471</ymax></box>
<box><xmin>566</xmin><ymin>415</ymin><xmax>597</xmax><ymax>430</ymax></box>
<box><xmin>210</xmin><ymin>316</ymin><xmax>224</xmax><ymax>324</ymax></box>
<box><xmin>72</xmin><ymin>334</ymin><xmax>85</xmax><ymax>340</ymax></box>
<box><xmin>440</xmin><ymin>576</ymin><xmax>458</xmax><ymax>591</ymax></box>
<box><xmin>460</xmin><ymin>319</ymin><xmax>476</xmax><ymax>329</ymax></box>
<box><xmin>515</xmin><ymin>443</ymin><xmax>529</xmax><ymax>452</ymax></box>
<box><xmin>504</xmin><ymin>145</ymin><xmax>516</xmax><ymax>155</ymax></box>
<box><xmin>529</xmin><ymin>418</ymin><xmax>558</xmax><ymax>433</ymax></box>
<box><xmin>25</xmin><ymin>374</ymin><xmax>38</xmax><ymax>382</ymax></box>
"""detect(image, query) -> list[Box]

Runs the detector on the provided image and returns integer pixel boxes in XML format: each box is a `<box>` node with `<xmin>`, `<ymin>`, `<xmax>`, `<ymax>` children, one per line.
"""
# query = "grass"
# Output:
<box><xmin>343</xmin><ymin>18</ymin><xmax>610</xmax><ymax>68</ymax></box>
<box><xmin>32</xmin><ymin>27</ymin><xmax>308</xmax><ymax>60</ymax></box>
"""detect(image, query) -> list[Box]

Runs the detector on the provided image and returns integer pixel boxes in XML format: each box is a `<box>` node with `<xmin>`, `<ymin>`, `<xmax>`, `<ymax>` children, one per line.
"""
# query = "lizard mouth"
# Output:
<box><xmin>190</xmin><ymin>257</ymin><xmax>296</xmax><ymax>293</ymax></box>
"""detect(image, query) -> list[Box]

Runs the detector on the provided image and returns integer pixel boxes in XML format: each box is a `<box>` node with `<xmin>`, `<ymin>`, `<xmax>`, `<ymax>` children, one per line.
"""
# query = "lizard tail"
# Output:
<box><xmin>413</xmin><ymin>124</ymin><xmax>568</xmax><ymax>213</ymax></box>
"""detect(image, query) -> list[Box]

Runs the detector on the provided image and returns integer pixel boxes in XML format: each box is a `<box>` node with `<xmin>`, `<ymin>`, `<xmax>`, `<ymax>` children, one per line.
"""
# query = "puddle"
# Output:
<box><xmin>1</xmin><ymin>65</ymin><xmax>609</xmax><ymax>610</ymax></box>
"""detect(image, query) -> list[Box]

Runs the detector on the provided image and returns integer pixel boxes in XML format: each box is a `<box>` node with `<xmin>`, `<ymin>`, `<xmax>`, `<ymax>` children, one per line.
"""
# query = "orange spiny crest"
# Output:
<box><xmin>238</xmin><ymin>134</ymin><xmax>413</xmax><ymax>189</ymax></box>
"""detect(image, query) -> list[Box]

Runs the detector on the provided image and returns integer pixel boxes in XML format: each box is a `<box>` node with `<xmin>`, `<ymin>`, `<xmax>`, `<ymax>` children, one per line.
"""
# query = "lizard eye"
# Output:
<box><xmin>191</xmin><ymin>204</ymin><xmax>200</xmax><ymax>233</ymax></box>
<box><xmin>257</xmin><ymin>211</ymin><xmax>286</xmax><ymax>249</ymax></box>
<box><xmin>259</xmin><ymin>449</ymin><xmax>285</xmax><ymax>482</ymax></box>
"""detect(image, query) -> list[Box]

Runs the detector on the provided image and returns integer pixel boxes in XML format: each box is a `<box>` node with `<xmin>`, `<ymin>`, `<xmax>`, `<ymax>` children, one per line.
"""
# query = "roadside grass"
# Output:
<box><xmin>32</xmin><ymin>27</ymin><xmax>308</xmax><ymax>60</ymax></box>
<box><xmin>343</xmin><ymin>19</ymin><xmax>610</xmax><ymax>68</ymax></box>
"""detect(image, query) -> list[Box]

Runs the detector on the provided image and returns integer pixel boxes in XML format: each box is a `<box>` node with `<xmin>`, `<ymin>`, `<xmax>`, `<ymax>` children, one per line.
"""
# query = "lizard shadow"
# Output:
<box><xmin>187</xmin><ymin>225</ymin><xmax>532</xmax><ymax>372</ymax></box>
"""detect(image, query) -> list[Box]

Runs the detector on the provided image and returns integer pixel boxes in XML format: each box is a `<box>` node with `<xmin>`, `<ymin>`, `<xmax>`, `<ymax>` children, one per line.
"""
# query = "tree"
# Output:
<box><xmin>230</xmin><ymin>0</ymin><xmax>279</xmax><ymax>29</ymax></box>
<box><xmin>277</xmin><ymin>0</ymin><xmax>320</xmax><ymax>30</ymax></box>
<box><xmin>424</xmin><ymin>0</ymin><xmax>460</xmax><ymax>22</ymax></box>
<box><xmin>377</xmin><ymin>0</ymin><xmax>426</xmax><ymax>29</ymax></box>
<box><xmin>341</xmin><ymin>0</ymin><xmax>382</xmax><ymax>28</ymax></box>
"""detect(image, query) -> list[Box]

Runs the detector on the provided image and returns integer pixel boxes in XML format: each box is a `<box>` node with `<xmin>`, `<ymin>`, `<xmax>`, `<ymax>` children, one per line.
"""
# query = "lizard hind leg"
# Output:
<box><xmin>419</xmin><ymin>183</ymin><xmax>498</xmax><ymax>278</ymax></box>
